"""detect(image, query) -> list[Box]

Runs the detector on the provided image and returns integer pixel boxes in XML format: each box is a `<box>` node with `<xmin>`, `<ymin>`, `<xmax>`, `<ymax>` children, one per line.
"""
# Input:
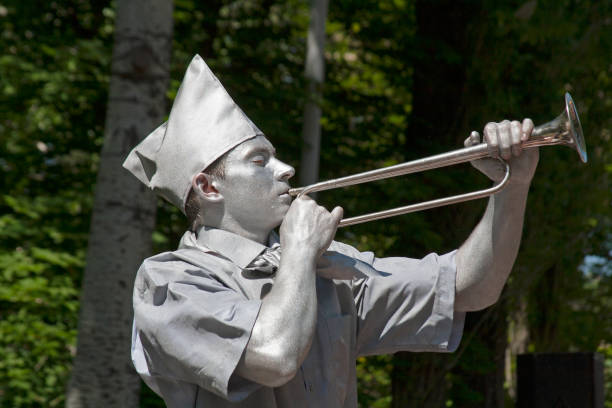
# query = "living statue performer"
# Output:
<box><xmin>123</xmin><ymin>55</ymin><xmax>538</xmax><ymax>407</ymax></box>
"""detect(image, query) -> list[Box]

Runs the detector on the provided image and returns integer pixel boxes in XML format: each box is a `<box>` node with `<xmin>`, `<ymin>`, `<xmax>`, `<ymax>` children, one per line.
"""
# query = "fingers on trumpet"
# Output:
<box><xmin>521</xmin><ymin>118</ymin><xmax>534</xmax><ymax>141</ymax></box>
<box><xmin>477</xmin><ymin>118</ymin><xmax>534</xmax><ymax>160</ymax></box>
<box><xmin>464</xmin><ymin>131</ymin><xmax>481</xmax><ymax>147</ymax></box>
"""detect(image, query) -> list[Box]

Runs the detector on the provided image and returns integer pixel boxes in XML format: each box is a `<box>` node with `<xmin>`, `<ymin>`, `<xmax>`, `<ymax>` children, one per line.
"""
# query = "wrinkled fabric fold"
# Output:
<box><xmin>123</xmin><ymin>55</ymin><xmax>263</xmax><ymax>212</ymax></box>
<box><xmin>131</xmin><ymin>229</ymin><xmax>464</xmax><ymax>408</ymax></box>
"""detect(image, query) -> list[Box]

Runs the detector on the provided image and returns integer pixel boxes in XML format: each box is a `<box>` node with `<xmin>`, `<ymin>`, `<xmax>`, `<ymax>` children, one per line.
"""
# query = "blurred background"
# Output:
<box><xmin>0</xmin><ymin>0</ymin><xmax>610</xmax><ymax>407</ymax></box>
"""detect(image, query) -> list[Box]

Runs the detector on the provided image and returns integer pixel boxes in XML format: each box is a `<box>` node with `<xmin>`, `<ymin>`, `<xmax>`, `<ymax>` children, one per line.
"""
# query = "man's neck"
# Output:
<box><xmin>204</xmin><ymin>220</ymin><xmax>272</xmax><ymax>245</ymax></box>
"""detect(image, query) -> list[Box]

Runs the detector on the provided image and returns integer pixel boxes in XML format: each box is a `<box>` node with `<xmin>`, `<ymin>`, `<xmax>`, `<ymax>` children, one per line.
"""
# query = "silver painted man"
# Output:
<box><xmin>124</xmin><ymin>55</ymin><xmax>538</xmax><ymax>407</ymax></box>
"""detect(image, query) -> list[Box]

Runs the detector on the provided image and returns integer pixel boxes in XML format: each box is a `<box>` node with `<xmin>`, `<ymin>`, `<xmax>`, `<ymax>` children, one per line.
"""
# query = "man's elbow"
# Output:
<box><xmin>263</xmin><ymin>355</ymin><xmax>299</xmax><ymax>387</ymax></box>
<box><xmin>239</xmin><ymin>346</ymin><xmax>300</xmax><ymax>388</ymax></box>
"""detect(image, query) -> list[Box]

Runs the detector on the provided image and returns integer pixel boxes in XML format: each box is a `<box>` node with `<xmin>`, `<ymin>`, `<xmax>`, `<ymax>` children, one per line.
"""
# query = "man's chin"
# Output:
<box><xmin>274</xmin><ymin>208</ymin><xmax>290</xmax><ymax>227</ymax></box>
<box><xmin>278</xmin><ymin>193</ymin><xmax>293</xmax><ymax>205</ymax></box>
<box><xmin>268</xmin><ymin>206</ymin><xmax>290</xmax><ymax>229</ymax></box>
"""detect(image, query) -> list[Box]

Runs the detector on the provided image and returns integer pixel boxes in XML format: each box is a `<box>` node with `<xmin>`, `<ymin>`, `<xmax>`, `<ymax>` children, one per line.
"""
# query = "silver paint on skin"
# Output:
<box><xmin>199</xmin><ymin>136</ymin><xmax>295</xmax><ymax>244</ymax></box>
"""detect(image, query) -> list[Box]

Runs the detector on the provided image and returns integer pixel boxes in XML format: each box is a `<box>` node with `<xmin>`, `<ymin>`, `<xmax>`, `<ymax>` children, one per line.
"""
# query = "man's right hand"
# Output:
<box><xmin>238</xmin><ymin>196</ymin><xmax>342</xmax><ymax>387</ymax></box>
<box><xmin>280</xmin><ymin>196</ymin><xmax>343</xmax><ymax>258</ymax></box>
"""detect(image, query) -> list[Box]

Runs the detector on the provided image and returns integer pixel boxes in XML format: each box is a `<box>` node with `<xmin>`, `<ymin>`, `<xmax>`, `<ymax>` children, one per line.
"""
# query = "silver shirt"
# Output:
<box><xmin>131</xmin><ymin>227</ymin><xmax>465</xmax><ymax>407</ymax></box>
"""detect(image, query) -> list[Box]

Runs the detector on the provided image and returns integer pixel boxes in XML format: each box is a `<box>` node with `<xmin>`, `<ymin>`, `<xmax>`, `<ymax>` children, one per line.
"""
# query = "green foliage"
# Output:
<box><xmin>0</xmin><ymin>0</ymin><xmax>113</xmax><ymax>406</ymax></box>
<box><xmin>0</xmin><ymin>246</ymin><xmax>81</xmax><ymax>407</ymax></box>
<box><xmin>356</xmin><ymin>355</ymin><xmax>393</xmax><ymax>408</ymax></box>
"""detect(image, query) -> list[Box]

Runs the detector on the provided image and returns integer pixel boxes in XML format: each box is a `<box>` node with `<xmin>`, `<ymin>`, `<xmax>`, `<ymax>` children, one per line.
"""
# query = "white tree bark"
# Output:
<box><xmin>66</xmin><ymin>1</ymin><xmax>173</xmax><ymax>407</ymax></box>
<box><xmin>299</xmin><ymin>0</ymin><xmax>329</xmax><ymax>188</ymax></box>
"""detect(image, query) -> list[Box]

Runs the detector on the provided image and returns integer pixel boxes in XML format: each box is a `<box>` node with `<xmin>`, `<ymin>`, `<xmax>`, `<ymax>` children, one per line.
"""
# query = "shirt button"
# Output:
<box><xmin>308</xmin><ymin>382</ymin><xmax>313</xmax><ymax>392</ymax></box>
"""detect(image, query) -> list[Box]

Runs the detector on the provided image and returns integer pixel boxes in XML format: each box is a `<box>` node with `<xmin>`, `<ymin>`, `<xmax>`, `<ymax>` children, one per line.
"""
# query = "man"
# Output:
<box><xmin>124</xmin><ymin>55</ymin><xmax>537</xmax><ymax>407</ymax></box>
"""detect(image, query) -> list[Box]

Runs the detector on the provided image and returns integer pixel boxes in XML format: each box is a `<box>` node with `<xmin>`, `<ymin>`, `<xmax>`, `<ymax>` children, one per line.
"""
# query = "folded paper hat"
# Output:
<box><xmin>122</xmin><ymin>54</ymin><xmax>263</xmax><ymax>213</ymax></box>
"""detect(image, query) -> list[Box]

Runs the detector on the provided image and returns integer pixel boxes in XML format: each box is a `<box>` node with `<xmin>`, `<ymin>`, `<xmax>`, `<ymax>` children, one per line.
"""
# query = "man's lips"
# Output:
<box><xmin>279</xmin><ymin>188</ymin><xmax>292</xmax><ymax>201</ymax></box>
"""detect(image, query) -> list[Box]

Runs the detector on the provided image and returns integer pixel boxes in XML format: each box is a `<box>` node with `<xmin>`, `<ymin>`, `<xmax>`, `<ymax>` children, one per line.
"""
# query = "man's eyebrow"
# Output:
<box><xmin>243</xmin><ymin>146</ymin><xmax>276</xmax><ymax>157</ymax></box>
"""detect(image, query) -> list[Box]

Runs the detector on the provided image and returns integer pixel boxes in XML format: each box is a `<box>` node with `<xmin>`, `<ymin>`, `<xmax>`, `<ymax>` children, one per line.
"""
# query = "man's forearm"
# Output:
<box><xmin>455</xmin><ymin>181</ymin><xmax>530</xmax><ymax>311</ymax></box>
<box><xmin>236</xmin><ymin>245</ymin><xmax>318</xmax><ymax>386</ymax></box>
<box><xmin>234</xmin><ymin>196</ymin><xmax>341</xmax><ymax>386</ymax></box>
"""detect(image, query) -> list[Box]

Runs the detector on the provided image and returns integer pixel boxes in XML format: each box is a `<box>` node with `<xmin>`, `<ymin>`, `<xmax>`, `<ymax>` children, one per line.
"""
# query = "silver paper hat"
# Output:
<box><xmin>122</xmin><ymin>54</ymin><xmax>263</xmax><ymax>213</ymax></box>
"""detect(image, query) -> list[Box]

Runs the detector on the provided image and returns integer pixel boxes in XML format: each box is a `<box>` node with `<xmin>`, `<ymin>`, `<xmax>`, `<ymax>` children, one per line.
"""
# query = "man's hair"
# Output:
<box><xmin>185</xmin><ymin>153</ymin><xmax>227</xmax><ymax>231</ymax></box>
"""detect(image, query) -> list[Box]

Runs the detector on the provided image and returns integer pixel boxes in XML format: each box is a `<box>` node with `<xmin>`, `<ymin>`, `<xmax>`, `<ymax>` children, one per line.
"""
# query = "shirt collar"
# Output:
<box><xmin>194</xmin><ymin>226</ymin><xmax>280</xmax><ymax>268</ymax></box>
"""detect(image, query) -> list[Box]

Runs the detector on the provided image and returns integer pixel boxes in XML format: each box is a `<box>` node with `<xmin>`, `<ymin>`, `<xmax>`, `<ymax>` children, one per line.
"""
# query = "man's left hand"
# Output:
<box><xmin>465</xmin><ymin>118</ymin><xmax>539</xmax><ymax>185</ymax></box>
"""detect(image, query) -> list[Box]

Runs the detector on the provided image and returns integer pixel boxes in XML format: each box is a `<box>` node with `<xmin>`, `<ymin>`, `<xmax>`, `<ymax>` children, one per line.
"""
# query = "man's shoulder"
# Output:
<box><xmin>136</xmin><ymin>245</ymin><xmax>227</xmax><ymax>286</ymax></box>
<box><xmin>141</xmin><ymin>246</ymin><xmax>211</xmax><ymax>267</ymax></box>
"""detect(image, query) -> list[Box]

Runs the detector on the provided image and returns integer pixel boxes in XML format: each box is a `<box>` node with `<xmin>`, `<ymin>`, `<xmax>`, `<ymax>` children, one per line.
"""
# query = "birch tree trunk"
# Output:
<box><xmin>65</xmin><ymin>1</ymin><xmax>173</xmax><ymax>407</ymax></box>
<box><xmin>300</xmin><ymin>0</ymin><xmax>329</xmax><ymax>188</ymax></box>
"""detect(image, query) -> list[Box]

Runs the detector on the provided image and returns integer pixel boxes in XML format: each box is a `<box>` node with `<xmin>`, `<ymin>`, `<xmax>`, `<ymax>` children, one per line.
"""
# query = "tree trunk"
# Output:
<box><xmin>65</xmin><ymin>1</ymin><xmax>173</xmax><ymax>407</ymax></box>
<box><xmin>392</xmin><ymin>1</ymin><xmax>498</xmax><ymax>407</ymax></box>
<box><xmin>392</xmin><ymin>353</ymin><xmax>450</xmax><ymax>408</ymax></box>
<box><xmin>299</xmin><ymin>0</ymin><xmax>329</xmax><ymax>188</ymax></box>
<box><xmin>457</xmin><ymin>303</ymin><xmax>509</xmax><ymax>408</ymax></box>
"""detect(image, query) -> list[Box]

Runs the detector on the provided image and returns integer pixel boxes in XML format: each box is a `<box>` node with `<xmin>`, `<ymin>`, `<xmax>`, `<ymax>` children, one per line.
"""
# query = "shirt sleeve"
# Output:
<box><xmin>329</xmin><ymin>241</ymin><xmax>465</xmax><ymax>356</ymax></box>
<box><xmin>131</xmin><ymin>253</ymin><xmax>262</xmax><ymax>402</ymax></box>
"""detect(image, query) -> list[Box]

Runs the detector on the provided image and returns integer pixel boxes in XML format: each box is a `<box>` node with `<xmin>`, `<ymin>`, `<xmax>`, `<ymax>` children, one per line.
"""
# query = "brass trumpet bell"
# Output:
<box><xmin>526</xmin><ymin>93</ymin><xmax>587</xmax><ymax>163</ymax></box>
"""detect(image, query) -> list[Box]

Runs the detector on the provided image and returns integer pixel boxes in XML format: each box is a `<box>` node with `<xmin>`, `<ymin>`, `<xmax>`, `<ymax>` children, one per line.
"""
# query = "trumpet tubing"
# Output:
<box><xmin>289</xmin><ymin>93</ymin><xmax>587</xmax><ymax>227</ymax></box>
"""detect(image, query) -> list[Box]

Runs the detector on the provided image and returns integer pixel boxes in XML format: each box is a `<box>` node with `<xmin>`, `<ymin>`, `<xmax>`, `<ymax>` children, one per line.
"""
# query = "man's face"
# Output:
<box><xmin>213</xmin><ymin>136</ymin><xmax>295</xmax><ymax>232</ymax></box>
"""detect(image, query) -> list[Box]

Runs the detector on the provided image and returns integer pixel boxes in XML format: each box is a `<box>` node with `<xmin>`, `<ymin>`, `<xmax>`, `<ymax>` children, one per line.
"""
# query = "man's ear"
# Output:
<box><xmin>191</xmin><ymin>173</ymin><xmax>223</xmax><ymax>203</ymax></box>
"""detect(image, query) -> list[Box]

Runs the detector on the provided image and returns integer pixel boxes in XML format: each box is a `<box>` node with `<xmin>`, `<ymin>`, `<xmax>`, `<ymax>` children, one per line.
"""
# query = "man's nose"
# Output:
<box><xmin>273</xmin><ymin>159</ymin><xmax>295</xmax><ymax>181</ymax></box>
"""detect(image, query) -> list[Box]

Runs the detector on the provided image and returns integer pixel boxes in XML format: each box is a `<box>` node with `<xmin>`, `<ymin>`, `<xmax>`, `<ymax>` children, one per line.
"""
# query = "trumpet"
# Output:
<box><xmin>289</xmin><ymin>93</ymin><xmax>587</xmax><ymax>227</ymax></box>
